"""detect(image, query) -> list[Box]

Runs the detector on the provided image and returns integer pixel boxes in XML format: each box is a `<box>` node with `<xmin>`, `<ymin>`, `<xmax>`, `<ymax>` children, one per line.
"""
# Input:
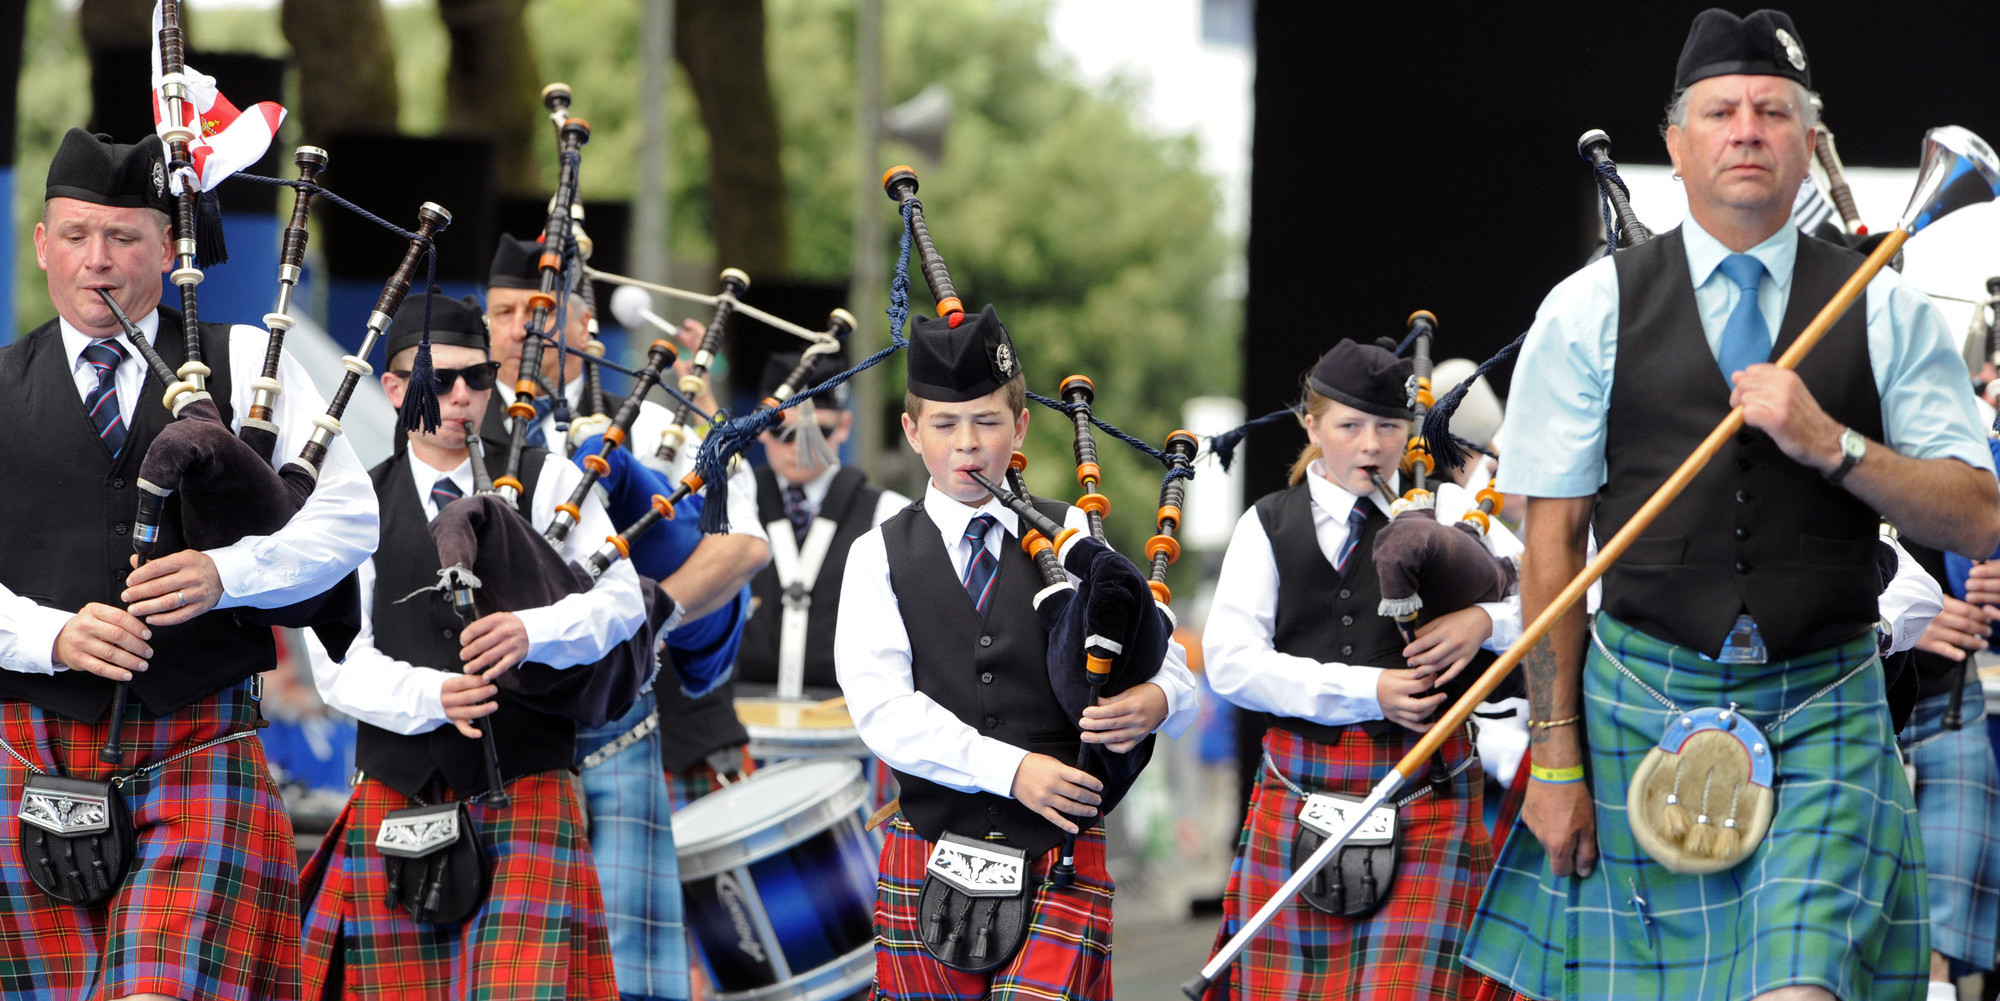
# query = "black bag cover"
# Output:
<box><xmin>428</xmin><ymin>495</ymin><xmax>658</xmax><ymax>728</ymax></box>
<box><xmin>917</xmin><ymin>832</ymin><xmax>1032</xmax><ymax>973</ymax></box>
<box><xmin>17</xmin><ymin>773</ymin><xmax>136</xmax><ymax>906</ymax></box>
<box><xmin>1290</xmin><ymin>793</ymin><xmax>1399</xmax><ymax>919</ymax></box>
<box><xmin>376</xmin><ymin>801</ymin><xmax>491</xmax><ymax>925</ymax></box>
<box><xmin>1039</xmin><ymin>536</ymin><xmax>1172</xmax><ymax>814</ymax></box>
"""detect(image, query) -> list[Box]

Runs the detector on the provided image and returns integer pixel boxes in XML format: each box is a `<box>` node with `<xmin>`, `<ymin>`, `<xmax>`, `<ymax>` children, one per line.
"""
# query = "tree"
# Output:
<box><xmin>280</xmin><ymin>0</ymin><xmax>400</xmax><ymax>144</ymax></box>
<box><xmin>675</xmin><ymin>0</ymin><xmax>790</xmax><ymax>277</ymax></box>
<box><xmin>437</xmin><ymin>0</ymin><xmax>542</xmax><ymax>194</ymax></box>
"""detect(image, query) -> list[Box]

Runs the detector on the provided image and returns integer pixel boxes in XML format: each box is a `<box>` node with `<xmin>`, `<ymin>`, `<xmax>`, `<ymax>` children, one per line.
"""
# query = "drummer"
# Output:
<box><xmin>835</xmin><ymin>308</ymin><xmax>1198</xmax><ymax>998</ymax></box>
<box><xmin>739</xmin><ymin>349</ymin><xmax>908</xmax><ymax>700</ymax></box>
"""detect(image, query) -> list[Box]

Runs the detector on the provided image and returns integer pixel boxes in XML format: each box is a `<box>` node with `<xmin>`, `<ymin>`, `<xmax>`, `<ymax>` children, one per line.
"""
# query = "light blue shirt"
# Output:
<box><xmin>1496</xmin><ymin>219</ymin><xmax>1994</xmax><ymax>498</ymax></box>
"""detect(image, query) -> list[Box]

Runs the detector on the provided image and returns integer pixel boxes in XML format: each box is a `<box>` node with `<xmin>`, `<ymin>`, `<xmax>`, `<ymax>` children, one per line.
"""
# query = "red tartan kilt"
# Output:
<box><xmin>0</xmin><ymin>686</ymin><xmax>299</xmax><ymax>1001</ymax></box>
<box><xmin>874</xmin><ymin>815</ymin><xmax>1114</xmax><ymax>1001</ymax></box>
<box><xmin>298</xmin><ymin>770</ymin><xmax>616</xmax><ymax>1001</ymax></box>
<box><xmin>1209</xmin><ymin>724</ymin><xmax>1509</xmax><ymax>1001</ymax></box>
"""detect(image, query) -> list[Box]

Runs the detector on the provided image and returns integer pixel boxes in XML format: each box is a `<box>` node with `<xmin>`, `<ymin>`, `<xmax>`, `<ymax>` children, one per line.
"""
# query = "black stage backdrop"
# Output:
<box><xmin>1242</xmin><ymin>0</ymin><xmax>2000</xmax><ymax>504</ymax></box>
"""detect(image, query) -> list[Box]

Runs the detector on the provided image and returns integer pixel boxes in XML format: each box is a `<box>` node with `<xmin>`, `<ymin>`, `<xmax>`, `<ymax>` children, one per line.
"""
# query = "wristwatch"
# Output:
<box><xmin>1826</xmin><ymin>427</ymin><xmax>1866</xmax><ymax>485</ymax></box>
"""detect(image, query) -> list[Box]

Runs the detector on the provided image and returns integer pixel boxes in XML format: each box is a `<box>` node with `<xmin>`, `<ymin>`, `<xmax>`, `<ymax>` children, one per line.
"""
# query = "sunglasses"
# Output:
<box><xmin>771</xmin><ymin>422</ymin><xmax>841</xmax><ymax>445</ymax></box>
<box><xmin>392</xmin><ymin>361</ymin><xmax>502</xmax><ymax>393</ymax></box>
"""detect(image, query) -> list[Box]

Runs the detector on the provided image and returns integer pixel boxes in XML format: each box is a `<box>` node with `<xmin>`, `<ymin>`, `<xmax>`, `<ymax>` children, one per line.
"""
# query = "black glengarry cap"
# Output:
<box><xmin>45</xmin><ymin>128</ymin><xmax>173</xmax><ymax>216</ymax></box>
<box><xmin>1676</xmin><ymin>8</ymin><xmax>1811</xmax><ymax>92</ymax></box>
<box><xmin>761</xmin><ymin>350</ymin><xmax>852</xmax><ymax>408</ymax></box>
<box><xmin>386</xmin><ymin>293</ymin><xmax>490</xmax><ymax>363</ymax></box>
<box><xmin>1306</xmin><ymin>339</ymin><xmax>1413</xmax><ymax>420</ymax></box>
<box><xmin>906</xmin><ymin>305</ymin><xmax>1020</xmax><ymax>404</ymax></box>
<box><xmin>487</xmin><ymin>233</ymin><xmax>580</xmax><ymax>294</ymax></box>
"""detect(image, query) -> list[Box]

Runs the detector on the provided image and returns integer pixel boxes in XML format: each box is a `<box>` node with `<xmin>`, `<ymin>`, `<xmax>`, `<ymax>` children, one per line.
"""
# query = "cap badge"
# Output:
<box><xmin>150</xmin><ymin>161</ymin><xmax>166</xmax><ymax>199</ymax></box>
<box><xmin>1774</xmin><ymin>28</ymin><xmax>1806</xmax><ymax>72</ymax></box>
<box><xmin>993</xmin><ymin>341</ymin><xmax>1015</xmax><ymax>378</ymax></box>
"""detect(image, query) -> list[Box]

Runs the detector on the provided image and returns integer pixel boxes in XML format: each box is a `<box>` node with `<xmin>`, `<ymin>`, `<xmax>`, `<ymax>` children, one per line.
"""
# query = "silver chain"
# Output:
<box><xmin>1589</xmin><ymin>622</ymin><xmax>1875</xmax><ymax>736</ymax></box>
<box><xmin>0</xmin><ymin>728</ymin><xmax>257</xmax><ymax>788</ymax></box>
<box><xmin>1261</xmin><ymin>722</ymin><xmax>1481</xmax><ymax>809</ymax></box>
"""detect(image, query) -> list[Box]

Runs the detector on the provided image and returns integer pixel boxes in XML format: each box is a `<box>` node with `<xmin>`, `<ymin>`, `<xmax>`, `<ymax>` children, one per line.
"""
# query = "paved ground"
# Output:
<box><xmin>1113</xmin><ymin>915</ymin><xmax>1223</xmax><ymax>999</ymax></box>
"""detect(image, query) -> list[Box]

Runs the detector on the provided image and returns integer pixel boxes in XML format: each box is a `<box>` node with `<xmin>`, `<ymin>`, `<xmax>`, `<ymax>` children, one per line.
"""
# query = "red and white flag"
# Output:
<box><xmin>148</xmin><ymin>1</ymin><xmax>286</xmax><ymax>194</ymax></box>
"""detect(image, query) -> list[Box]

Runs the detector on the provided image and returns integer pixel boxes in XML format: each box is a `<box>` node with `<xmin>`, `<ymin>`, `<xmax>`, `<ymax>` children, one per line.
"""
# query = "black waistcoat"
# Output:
<box><xmin>655</xmin><ymin>673</ymin><xmax>749</xmax><ymax>773</ymax></box>
<box><xmin>1599</xmin><ymin>227</ymin><xmax>1882</xmax><ymax>659</ymax></box>
<box><xmin>1253</xmin><ymin>483</ymin><xmax>1404</xmax><ymax>741</ymax></box>
<box><xmin>738</xmin><ymin>465</ymin><xmax>882</xmax><ymax>694</ymax></box>
<box><xmin>882</xmin><ymin>496</ymin><xmax>1077</xmax><ymax>855</ymax></box>
<box><xmin>0</xmin><ymin>309</ymin><xmax>275</xmax><ymax>720</ymax></box>
<box><xmin>356</xmin><ymin>448</ymin><xmax>578</xmax><ymax>800</ymax></box>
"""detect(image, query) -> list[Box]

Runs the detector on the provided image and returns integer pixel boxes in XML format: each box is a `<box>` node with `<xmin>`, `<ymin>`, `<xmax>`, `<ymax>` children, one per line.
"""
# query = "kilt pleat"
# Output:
<box><xmin>574</xmin><ymin>689</ymin><xmax>689</xmax><ymax>999</ymax></box>
<box><xmin>1207</xmin><ymin>723</ymin><xmax>1494</xmax><ymax>1001</ymax></box>
<box><xmin>873</xmin><ymin>814</ymin><xmax>1113</xmax><ymax>1001</ymax></box>
<box><xmin>0</xmin><ymin>684</ymin><xmax>299</xmax><ymax>1001</ymax></box>
<box><xmin>664</xmin><ymin>745</ymin><xmax>754</xmax><ymax>812</ymax></box>
<box><xmin>298</xmin><ymin>769</ymin><xmax>617</xmax><ymax>1000</ymax></box>
<box><xmin>1464</xmin><ymin>613</ymin><xmax>1930</xmax><ymax>1001</ymax></box>
<box><xmin>1901</xmin><ymin>680</ymin><xmax>2000</xmax><ymax>973</ymax></box>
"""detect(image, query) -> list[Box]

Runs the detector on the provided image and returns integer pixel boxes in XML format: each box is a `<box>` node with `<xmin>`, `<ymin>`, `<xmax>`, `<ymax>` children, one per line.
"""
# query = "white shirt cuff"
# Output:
<box><xmin>970</xmin><ymin>738</ymin><xmax>1031</xmax><ymax>798</ymax></box>
<box><xmin>18</xmin><ymin>605</ymin><xmax>72</xmax><ymax>674</ymax></box>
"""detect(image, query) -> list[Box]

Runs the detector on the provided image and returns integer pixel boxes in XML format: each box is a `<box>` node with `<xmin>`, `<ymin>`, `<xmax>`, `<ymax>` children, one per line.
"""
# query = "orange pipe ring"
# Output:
<box><xmin>1155</xmin><ymin>505</ymin><xmax>1182</xmax><ymax>531</ymax></box>
<box><xmin>682</xmin><ymin>472</ymin><xmax>707</xmax><ymax>492</ymax></box>
<box><xmin>607</xmin><ymin>535</ymin><xmax>632</xmax><ymax>559</ymax></box>
<box><xmin>1078</xmin><ymin>493</ymin><xmax>1111</xmax><ymax>517</ymax></box>
<box><xmin>527</xmin><ymin>292</ymin><xmax>556</xmax><ymax>312</ymax></box>
<box><xmin>1408</xmin><ymin>451</ymin><xmax>1437</xmax><ymax>475</ymax></box>
<box><xmin>556</xmin><ymin>503</ymin><xmax>582</xmax><ymax>524</ymax></box>
<box><xmin>1009</xmin><ymin>452</ymin><xmax>1029</xmax><ymax>472</ymax></box>
<box><xmin>1147</xmin><ymin>534</ymin><xmax>1181</xmax><ymax>565</ymax></box>
<box><xmin>583</xmin><ymin>454</ymin><xmax>610</xmax><ymax>475</ymax></box>
<box><xmin>1417</xmin><ymin>376</ymin><xmax>1431</xmax><ymax>393</ymax></box>
<box><xmin>603</xmin><ymin>427</ymin><xmax>627</xmax><ymax>449</ymax></box>
<box><xmin>1023</xmin><ymin>531</ymin><xmax>1052</xmax><ymax>558</ymax></box>
<box><xmin>1085</xmin><ymin>654</ymin><xmax>1114</xmax><ymax>678</ymax></box>
<box><xmin>937</xmin><ymin>297</ymin><xmax>965</xmax><ymax>319</ymax></box>
<box><xmin>1054</xmin><ymin>527</ymin><xmax>1080</xmax><ymax>549</ymax></box>
<box><xmin>493</xmin><ymin>476</ymin><xmax>524</xmax><ymax>495</ymax></box>
<box><xmin>1074</xmin><ymin>462</ymin><xmax>1102</xmax><ymax>489</ymax></box>
<box><xmin>1416</xmin><ymin>388</ymin><xmax>1435</xmax><ymax>408</ymax></box>
<box><xmin>1476</xmin><ymin>486</ymin><xmax>1505</xmax><ymax>514</ymax></box>
<box><xmin>507</xmin><ymin>399</ymin><xmax>538</xmax><ymax>419</ymax></box>
<box><xmin>538</xmin><ymin>252</ymin><xmax>562</xmax><ymax>271</ymax></box>
<box><xmin>1147</xmin><ymin>579</ymin><xmax>1173</xmax><ymax>605</ymax></box>
<box><xmin>649</xmin><ymin>339</ymin><xmax>676</xmax><ymax>353</ymax></box>
<box><xmin>651</xmin><ymin>494</ymin><xmax>674</xmax><ymax>518</ymax></box>
<box><xmin>1461</xmin><ymin>509</ymin><xmax>1491</xmax><ymax>535</ymax></box>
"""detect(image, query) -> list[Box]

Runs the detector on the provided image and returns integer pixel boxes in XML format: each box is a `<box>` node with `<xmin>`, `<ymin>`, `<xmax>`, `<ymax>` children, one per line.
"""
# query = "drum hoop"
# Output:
<box><xmin>676</xmin><ymin>760</ymin><xmax>870</xmax><ymax>878</ymax></box>
<box><xmin>709</xmin><ymin>942</ymin><xmax>875</xmax><ymax>1001</ymax></box>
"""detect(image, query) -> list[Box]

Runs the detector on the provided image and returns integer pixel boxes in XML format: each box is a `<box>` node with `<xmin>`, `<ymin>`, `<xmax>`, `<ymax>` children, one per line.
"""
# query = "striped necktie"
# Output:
<box><xmin>1715</xmin><ymin>253</ymin><xmax>1772</xmax><ymax>382</ymax></box>
<box><xmin>430</xmin><ymin>475</ymin><xmax>464</xmax><ymax>514</ymax></box>
<box><xmin>783</xmin><ymin>484</ymin><xmax>813</xmax><ymax>543</ymax></box>
<box><xmin>1334</xmin><ymin>502</ymin><xmax>1371</xmax><ymax>572</ymax></box>
<box><xmin>962</xmin><ymin>514</ymin><xmax>1000</xmax><ymax>614</ymax></box>
<box><xmin>81</xmin><ymin>340</ymin><xmax>130</xmax><ymax>458</ymax></box>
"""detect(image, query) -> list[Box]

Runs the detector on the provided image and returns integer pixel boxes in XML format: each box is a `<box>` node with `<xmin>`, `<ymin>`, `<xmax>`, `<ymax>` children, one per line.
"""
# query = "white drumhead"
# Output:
<box><xmin>673</xmin><ymin>758</ymin><xmax>864</xmax><ymax>852</ymax></box>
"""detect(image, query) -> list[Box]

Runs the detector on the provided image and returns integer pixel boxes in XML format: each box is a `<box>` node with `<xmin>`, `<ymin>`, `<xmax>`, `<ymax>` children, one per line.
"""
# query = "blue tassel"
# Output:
<box><xmin>1208</xmin><ymin>408</ymin><xmax>1296</xmax><ymax>472</ymax></box>
<box><xmin>397</xmin><ymin>274</ymin><xmax>445</xmax><ymax>434</ymax></box>
<box><xmin>1419</xmin><ymin>329</ymin><xmax>1525</xmax><ymax>471</ymax></box>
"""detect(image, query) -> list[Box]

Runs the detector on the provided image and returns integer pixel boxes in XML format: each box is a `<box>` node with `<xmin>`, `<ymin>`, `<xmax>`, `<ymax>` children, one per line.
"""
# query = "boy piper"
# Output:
<box><xmin>298</xmin><ymin>293</ymin><xmax>651</xmax><ymax>999</ymax></box>
<box><xmin>835</xmin><ymin>306</ymin><xmax>1199</xmax><ymax>999</ymax></box>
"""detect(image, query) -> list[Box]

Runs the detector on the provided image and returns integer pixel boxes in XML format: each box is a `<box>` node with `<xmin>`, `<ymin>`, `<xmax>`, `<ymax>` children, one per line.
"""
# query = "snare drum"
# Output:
<box><xmin>675</xmin><ymin>758</ymin><xmax>881</xmax><ymax>1001</ymax></box>
<box><xmin>737</xmin><ymin>696</ymin><xmax>871</xmax><ymax>763</ymax></box>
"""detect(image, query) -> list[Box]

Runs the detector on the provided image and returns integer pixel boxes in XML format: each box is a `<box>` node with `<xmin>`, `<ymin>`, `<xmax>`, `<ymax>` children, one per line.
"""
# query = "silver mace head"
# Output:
<box><xmin>1898</xmin><ymin>126</ymin><xmax>2000</xmax><ymax>235</ymax></box>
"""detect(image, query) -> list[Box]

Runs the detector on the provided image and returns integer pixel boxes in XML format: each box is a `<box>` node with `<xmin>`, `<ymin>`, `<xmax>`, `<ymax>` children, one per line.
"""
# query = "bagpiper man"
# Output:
<box><xmin>834</xmin><ymin>307</ymin><xmax>1199</xmax><ymax>999</ymax></box>
<box><xmin>0</xmin><ymin>128</ymin><xmax>377</xmax><ymax>1000</ymax></box>
<box><xmin>298</xmin><ymin>293</ymin><xmax>649</xmax><ymax>999</ymax></box>
<box><xmin>1462</xmin><ymin>10</ymin><xmax>2000</xmax><ymax>1000</ymax></box>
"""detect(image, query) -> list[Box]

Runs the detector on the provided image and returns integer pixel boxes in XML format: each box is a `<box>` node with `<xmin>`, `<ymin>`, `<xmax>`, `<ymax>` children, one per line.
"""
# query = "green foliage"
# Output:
<box><xmin>10</xmin><ymin>0</ymin><xmax>1240</xmax><ymax>556</ymax></box>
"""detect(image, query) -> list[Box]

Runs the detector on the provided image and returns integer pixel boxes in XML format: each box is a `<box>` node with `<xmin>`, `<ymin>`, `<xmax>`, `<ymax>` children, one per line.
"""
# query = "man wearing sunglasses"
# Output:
<box><xmin>739</xmin><ymin>350</ymin><xmax>908</xmax><ymax>701</ymax></box>
<box><xmin>297</xmin><ymin>292</ymin><xmax>647</xmax><ymax>996</ymax></box>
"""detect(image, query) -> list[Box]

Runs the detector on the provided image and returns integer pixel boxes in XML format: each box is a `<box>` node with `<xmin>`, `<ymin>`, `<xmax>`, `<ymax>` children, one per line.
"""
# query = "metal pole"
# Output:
<box><xmin>850</xmin><ymin>0</ymin><xmax>885</xmax><ymax>478</ymax></box>
<box><xmin>634</xmin><ymin>0</ymin><xmax>674</xmax><ymax>291</ymax></box>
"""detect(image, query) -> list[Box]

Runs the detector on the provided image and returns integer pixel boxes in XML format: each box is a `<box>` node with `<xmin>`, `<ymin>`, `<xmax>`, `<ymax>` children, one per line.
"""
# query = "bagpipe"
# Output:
<box><xmin>1579</xmin><ymin>129</ymin><xmax>1652</xmax><ymax>251</ymax></box>
<box><xmin>1184</xmin><ymin>124</ymin><xmax>2000</xmax><ymax>998</ymax></box>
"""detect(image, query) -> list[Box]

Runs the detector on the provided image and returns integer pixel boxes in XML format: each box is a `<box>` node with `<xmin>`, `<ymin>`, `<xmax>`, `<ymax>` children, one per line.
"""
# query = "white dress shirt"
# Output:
<box><xmin>835</xmin><ymin>481</ymin><xmax>1199</xmax><ymax>797</ymax></box>
<box><xmin>1203</xmin><ymin>462</ymin><xmax>1524</xmax><ymax>726</ymax></box>
<box><xmin>538</xmin><ymin>380</ymin><xmax>768</xmax><ymax>543</ymax></box>
<box><xmin>0</xmin><ymin>312</ymin><xmax>379</xmax><ymax>675</ymax></box>
<box><xmin>303</xmin><ymin>448</ymin><xmax>648</xmax><ymax>735</ymax></box>
<box><xmin>1877</xmin><ymin>536</ymin><xmax>1944</xmax><ymax>656</ymax></box>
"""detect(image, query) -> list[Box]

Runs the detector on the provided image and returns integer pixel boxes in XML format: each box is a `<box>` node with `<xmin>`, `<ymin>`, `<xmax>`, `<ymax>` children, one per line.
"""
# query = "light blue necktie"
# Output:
<box><xmin>1715</xmin><ymin>254</ymin><xmax>1771</xmax><ymax>383</ymax></box>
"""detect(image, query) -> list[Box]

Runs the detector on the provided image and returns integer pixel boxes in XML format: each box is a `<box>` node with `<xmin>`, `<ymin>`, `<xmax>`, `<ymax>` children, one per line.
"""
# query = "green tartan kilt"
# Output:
<box><xmin>1463</xmin><ymin>614</ymin><xmax>1930</xmax><ymax>1001</ymax></box>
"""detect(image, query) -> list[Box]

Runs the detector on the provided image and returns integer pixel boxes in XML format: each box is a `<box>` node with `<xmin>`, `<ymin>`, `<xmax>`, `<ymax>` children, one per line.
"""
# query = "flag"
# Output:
<box><xmin>149</xmin><ymin>1</ymin><xmax>286</xmax><ymax>194</ymax></box>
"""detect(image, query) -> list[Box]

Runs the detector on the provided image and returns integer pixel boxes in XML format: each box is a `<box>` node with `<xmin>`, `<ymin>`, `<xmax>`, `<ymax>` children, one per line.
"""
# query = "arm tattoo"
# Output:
<box><xmin>1524</xmin><ymin>637</ymin><xmax>1560</xmax><ymax>745</ymax></box>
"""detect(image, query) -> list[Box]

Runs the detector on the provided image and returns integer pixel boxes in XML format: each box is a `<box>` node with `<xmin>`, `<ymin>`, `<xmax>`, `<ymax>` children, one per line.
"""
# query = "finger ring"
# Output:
<box><xmin>176</xmin><ymin>590</ymin><xmax>186</xmax><ymax>608</ymax></box>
